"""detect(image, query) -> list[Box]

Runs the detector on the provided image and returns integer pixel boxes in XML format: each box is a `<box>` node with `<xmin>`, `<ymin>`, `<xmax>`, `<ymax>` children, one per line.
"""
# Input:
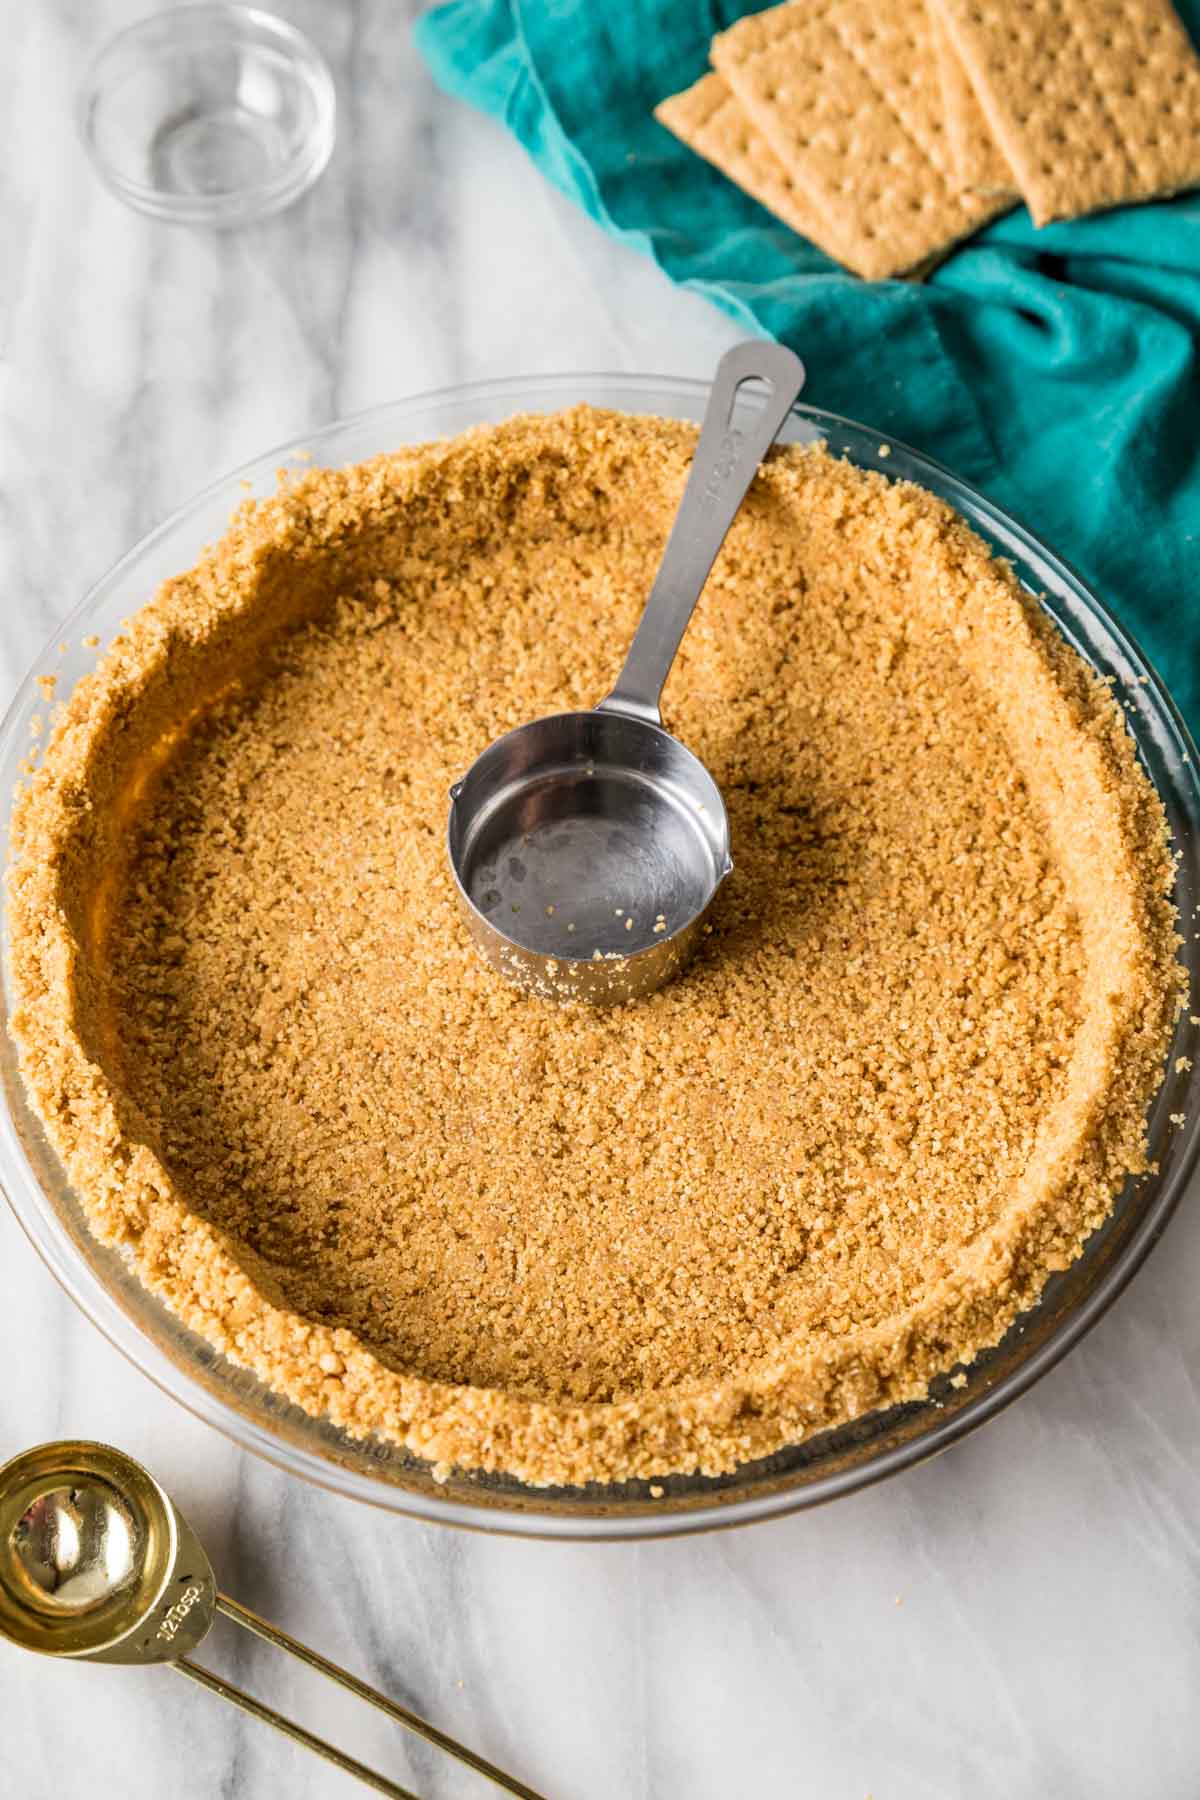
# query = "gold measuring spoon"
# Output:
<box><xmin>0</xmin><ymin>1440</ymin><xmax>546</xmax><ymax>1800</ymax></box>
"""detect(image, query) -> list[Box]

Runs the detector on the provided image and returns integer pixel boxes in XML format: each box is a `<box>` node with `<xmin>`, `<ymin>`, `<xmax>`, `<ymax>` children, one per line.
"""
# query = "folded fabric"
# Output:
<box><xmin>415</xmin><ymin>0</ymin><xmax>1200</xmax><ymax>737</ymax></box>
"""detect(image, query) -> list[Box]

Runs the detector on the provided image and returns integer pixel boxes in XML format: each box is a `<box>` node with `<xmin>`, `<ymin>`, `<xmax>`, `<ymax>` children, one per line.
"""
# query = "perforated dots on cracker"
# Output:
<box><xmin>655</xmin><ymin>72</ymin><xmax>857</xmax><ymax>267</ymax></box>
<box><xmin>711</xmin><ymin>0</ymin><xmax>1011</xmax><ymax>279</ymax></box>
<box><xmin>928</xmin><ymin>0</ymin><xmax>1200</xmax><ymax>225</ymax></box>
<box><xmin>926</xmin><ymin>0</ymin><xmax>1016</xmax><ymax>193</ymax></box>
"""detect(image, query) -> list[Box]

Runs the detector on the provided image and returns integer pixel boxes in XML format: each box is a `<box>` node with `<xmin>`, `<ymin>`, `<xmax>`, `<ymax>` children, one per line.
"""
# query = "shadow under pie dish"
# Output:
<box><xmin>4</xmin><ymin>376</ymin><xmax>1200</xmax><ymax>1538</ymax></box>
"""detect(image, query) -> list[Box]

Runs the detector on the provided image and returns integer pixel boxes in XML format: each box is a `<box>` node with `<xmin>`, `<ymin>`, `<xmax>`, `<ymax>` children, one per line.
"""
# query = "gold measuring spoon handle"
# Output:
<box><xmin>173</xmin><ymin>1655</ymin><xmax>422</xmax><ymax>1800</ymax></box>
<box><xmin>215</xmin><ymin>1592</ymin><xmax>549</xmax><ymax>1800</ymax></box>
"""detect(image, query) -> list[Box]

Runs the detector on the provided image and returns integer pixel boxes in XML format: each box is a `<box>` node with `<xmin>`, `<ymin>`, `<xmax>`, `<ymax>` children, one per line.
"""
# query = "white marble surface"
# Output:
<box><xmin>4</xmin><ymin>3</ymin><xmax>1200</xmax><ymax>1796</ymax></box>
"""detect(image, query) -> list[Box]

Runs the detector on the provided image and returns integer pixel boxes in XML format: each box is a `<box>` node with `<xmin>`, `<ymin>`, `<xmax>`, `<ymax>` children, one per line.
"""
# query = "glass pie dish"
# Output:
<box><xmin>3</xmin><ymin>372</ymin><xmax>1199</xmax><ymax>1540</ymax></box>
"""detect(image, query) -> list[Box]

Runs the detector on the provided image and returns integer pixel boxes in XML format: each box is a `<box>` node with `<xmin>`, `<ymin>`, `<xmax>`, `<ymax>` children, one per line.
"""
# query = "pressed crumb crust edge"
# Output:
<box><xmin>5</xmin><ymin>408</ymin><xmax>1184</xmax><ymax>1488</ymax></box>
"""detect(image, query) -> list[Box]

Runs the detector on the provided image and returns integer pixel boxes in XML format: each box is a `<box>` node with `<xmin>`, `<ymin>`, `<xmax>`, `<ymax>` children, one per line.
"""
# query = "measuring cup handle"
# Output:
<box><xmin>597</xmin><ymin>339</ymin><xmax>805</xmax><ymax>727</ymax></box>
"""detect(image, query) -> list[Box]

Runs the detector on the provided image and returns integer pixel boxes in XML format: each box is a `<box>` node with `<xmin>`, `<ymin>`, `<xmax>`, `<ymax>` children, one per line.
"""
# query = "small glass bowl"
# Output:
<box><xmin>77</xmin><ymin>4</ymin><xmax>336</xmax><ymax>226</ymax></box>
<box><xmin>4</xmin><ymin>376</ymin><xmax>1200</xmax><ymax>1539</ymax></box>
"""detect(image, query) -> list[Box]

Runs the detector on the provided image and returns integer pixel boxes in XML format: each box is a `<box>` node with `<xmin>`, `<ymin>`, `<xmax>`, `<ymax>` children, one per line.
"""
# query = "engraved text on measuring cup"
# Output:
<box><xmin>700</xmin><ymin>428</ymin><xmax>744</xmax><ymax>509</ymax></box>
<box><xmin>157</xmin><ymin>1583</ymin><xmax>203</xmax><ymax>1641</ymax></box>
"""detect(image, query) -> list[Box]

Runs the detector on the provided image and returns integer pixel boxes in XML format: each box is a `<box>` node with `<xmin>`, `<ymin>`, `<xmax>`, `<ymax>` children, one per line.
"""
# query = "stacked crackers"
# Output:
<box><xmin>656</xmin><ymin>0</ymin><xmax>1200</xmax><ymax>280</ymax></box>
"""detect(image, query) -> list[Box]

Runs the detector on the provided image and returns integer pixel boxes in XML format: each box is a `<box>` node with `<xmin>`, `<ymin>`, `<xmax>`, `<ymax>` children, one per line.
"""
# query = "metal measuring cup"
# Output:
<box><xmin>0</xmin><ymin>1439</ymin><xmax>543</xmax><ymax>1800</ymax></box>
<box><xmin>447</xmin><ymin>339</ymin><xmax>806</xmax><ymax>1005</ymax></box>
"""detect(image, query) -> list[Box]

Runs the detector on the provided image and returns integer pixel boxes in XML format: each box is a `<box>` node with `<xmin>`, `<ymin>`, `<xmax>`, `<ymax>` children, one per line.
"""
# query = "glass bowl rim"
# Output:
<box><xmin>4</xmin><ymin>368</ymin><xmax>1199</xmax><ymax>1540</ymax></box>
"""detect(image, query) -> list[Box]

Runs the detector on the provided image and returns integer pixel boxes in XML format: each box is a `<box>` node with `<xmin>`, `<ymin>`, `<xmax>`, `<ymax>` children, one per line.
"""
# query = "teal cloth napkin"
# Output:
<box><xmin>415</xmin><ymin>0</ymin><xmax>1200</xmax><ymax>736</ymax></box>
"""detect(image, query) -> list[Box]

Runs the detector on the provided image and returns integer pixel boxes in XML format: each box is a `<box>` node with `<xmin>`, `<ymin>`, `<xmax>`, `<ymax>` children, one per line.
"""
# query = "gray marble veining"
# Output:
<box><xmin>4</xmin><ymin>2</ymin><xmax>1200</xmax><ymax>1796</ymax></box>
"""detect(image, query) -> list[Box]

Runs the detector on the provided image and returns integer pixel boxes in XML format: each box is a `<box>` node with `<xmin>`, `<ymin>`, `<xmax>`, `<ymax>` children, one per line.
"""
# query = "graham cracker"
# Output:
<box><xmin>928</xmin><ymin>0</ymin><xmax>1200</xmax><ymax>225</ymax></box>
<box><xmin>711</xmin><ymin>0</ymin><xmax>1011</xmax><ymax>281</ymax></box>
<box><xmin>658</xmin><ymin>72</ymin><xmax>948</xmax><ymax>281</ymax></box>
<box><xmin>655</xmin><ymin>73</ymin><xmax>857</xmax><ymax>267</ymax></box>
<box><xmin>927</xmin><ymin>3</ymin><xmax>1016</xmax><ymax>193</ymax></box>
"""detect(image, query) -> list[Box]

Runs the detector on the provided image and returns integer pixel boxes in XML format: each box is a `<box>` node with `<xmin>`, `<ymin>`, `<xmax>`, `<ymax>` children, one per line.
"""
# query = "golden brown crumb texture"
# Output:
<box><xmin>6</xmin><ymin>408</ymin><xmax>1182</xmax><ymax>1487</ymax></box>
